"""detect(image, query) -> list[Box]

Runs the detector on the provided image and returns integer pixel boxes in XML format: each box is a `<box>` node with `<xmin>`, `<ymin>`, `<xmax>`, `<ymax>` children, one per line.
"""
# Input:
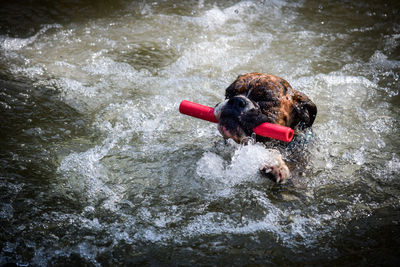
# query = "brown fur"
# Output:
<box><xmin>215</xmin><ymin>73</ymin><xmax>317</xmax><ymax>183</ymax></box>
<box><xmin>225</xmin><ymin>73</ymin><xmax>317</xmax><ymax>129</ymax></box>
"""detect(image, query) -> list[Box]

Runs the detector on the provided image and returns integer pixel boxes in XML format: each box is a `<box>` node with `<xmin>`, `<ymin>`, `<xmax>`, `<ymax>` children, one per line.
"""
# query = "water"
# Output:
<box><xmin>1</xmin><ymin>0</ymin><xmax>399</xmax><ymax>265</ymax></box>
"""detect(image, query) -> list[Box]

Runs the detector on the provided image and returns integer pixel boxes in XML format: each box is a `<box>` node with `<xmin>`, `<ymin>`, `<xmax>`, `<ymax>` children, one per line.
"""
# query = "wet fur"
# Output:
<box><xmin>216</xmin><ymin>73</ymin><xmax>317</xmax><ymax>183</ymax></box>
<box><xmin>225</xmin><ymin>73</ymin><xmax>317</xmax><ymax>130</ymax></box>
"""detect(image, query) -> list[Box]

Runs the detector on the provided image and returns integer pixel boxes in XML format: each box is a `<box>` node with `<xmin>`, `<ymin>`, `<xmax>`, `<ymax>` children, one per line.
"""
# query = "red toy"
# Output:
<box><xmin>179</xmin><ymin>100</ymin><xmax>294</xmax><ymax>142</ymax></box>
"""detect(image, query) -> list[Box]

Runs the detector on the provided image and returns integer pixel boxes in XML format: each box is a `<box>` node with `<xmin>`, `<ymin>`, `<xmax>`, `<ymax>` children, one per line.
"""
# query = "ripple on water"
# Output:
<box><xmin>1</xmin><ymin>0</ymin><xmax>400</xmax><ymax>265</ymax></box>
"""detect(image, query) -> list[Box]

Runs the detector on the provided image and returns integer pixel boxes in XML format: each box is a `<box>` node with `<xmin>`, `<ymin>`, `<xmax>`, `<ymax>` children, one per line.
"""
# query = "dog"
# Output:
<box><xmin>214</xmin><ymin>73</ymin><xmax>317</xmax><ymax>183</ymax></box>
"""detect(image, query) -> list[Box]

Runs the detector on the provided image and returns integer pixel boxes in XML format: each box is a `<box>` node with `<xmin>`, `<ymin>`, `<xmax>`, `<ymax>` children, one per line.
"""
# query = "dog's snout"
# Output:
<box><xmin>228</xmin><ymin>96</ymin><xmax>247</xmax><ymax>110</ymax></box>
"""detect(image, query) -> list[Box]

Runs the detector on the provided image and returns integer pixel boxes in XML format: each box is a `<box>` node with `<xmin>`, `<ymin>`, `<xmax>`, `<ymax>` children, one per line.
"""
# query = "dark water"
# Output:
<box><xmin>1</xmin><ymin>0</ymin><xmax>400</xmax><ymax>266</ymax></box>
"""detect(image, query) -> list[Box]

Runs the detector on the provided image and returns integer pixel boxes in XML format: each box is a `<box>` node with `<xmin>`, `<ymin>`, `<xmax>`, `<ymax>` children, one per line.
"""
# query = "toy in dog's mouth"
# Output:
<box><xmin>214</xmin><ymin>95</ymin><xmax>269</xmax><ymax>143</ymax></box>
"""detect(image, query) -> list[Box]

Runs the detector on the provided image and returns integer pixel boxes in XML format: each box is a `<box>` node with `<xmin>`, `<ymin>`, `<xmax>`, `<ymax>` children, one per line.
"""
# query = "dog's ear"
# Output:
<box><xmin>292</xmin><ymin>92</ymin><xmax>317</xmax><ymax>129</ymax></box>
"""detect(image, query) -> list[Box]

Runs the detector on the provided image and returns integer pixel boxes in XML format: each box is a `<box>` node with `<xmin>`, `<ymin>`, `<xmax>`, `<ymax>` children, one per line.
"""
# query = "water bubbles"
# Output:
<box><xmin>0</xmin><ymin>24</ymin><xmax>62</xmax><ymax>51</ymax></box>
<box><xmin>240</xmin><ymin>132</ymin><xmax>257</xmax><ymax>145</ymax></box>
<box><xmin>196</xmin><ymin>143</ymin><xmax>284</xmax><ymax>188</ymax></box>
<box><xmin>1</xmin><ymin>0</ymin><xmax>400</xmax><ymax>265</ymax></box>
<box><xmin>196</xmin><ymin>152</ymin><xmax>225</xmax><ymax>180</ymax></box>
<box><xmin>325</xmin><ymin>160</ymin><xmax>334</xmax><ymax>170</ymax></box>
<box><xmin>373</xmin><ymin>154</ymin><xmax>400</xmax><ymax>183</ymax></box>
<box><xmin>353</xmin><ymin>148</ymin><xmax>366</xmax><ymax>166</ymax></box>
<box><xmin>0</xmin><ymin>203</ymin><xmax>13</xmax><ymax>221</ymax></box>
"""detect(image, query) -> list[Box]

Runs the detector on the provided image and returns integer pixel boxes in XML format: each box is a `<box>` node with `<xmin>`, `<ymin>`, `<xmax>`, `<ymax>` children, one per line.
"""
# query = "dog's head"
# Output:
<box><xmin>214</xmin><ymin>95</ymin><xmax>268</xmax><ymax>143</ymax></box>
<box><xmin>214</xmin><ymin>73</ymin><xmax>317</xmax><ymax>143</ymax></box>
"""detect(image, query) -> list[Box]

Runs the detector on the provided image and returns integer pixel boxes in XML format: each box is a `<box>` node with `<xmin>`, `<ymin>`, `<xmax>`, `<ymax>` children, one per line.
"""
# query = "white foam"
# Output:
<box><xmin>57</xmin><ymin>141</ymin><xmax>124</xmax><ymax>211</ymax></box>
<box><xmin>198</xmin><ymin>7</ymin><xmax>229</xmax><ymax>29</ymax></box>
<box><xmin>2</xmin><ymin>0</ymin><xmax>400</xmax><ymax>263</ymax></box>
<box><xmin>196</xmin><ymin>143</ymin><xmax>282</xmax><ymax>188</ymax></box>
<box><xmin>0</xmin><ymin>24</ymin><xmax>62</xmax><ymax>51</ymax></box>
<box><xmin>374</xmin><ymin>154</ymin><xmax>400</xmax><ymax>182</ymax></box>
<box><xmin>196</xmin><ymin>152</ymin><xmax>225</xmax><ymax>180</ymax></box>
<box><xmin>370</xmin><ymin>50</ymin><xmax>400</xmax><ymax>69</ymax></box>
<box><xmin>181</xmin><ymin>190</ymin><xmax>334</xmax><ymax>249</ymax></box>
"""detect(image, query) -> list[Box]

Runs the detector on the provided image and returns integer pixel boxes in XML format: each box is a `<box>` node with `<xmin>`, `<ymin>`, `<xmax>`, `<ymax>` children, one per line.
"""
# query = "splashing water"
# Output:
<box><xmin>1</xmin><ymin>0</ymin><xmax>400</xmax><ymax>265</ymax></box>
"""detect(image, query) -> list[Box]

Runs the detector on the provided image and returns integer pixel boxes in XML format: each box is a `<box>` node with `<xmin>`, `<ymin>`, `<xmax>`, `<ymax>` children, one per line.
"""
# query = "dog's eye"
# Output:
<box><xmin>238</xmin><ymin>98</ymin><xmax>246</xmax><ymax>108</ymax></box>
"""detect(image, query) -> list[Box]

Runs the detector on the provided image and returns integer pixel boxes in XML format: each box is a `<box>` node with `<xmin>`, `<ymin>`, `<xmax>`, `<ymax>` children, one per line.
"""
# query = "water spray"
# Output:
<box><xmin>179</xmin><ymin>100</ymin><xmax>294</xmax><ymax>142</ymax></box>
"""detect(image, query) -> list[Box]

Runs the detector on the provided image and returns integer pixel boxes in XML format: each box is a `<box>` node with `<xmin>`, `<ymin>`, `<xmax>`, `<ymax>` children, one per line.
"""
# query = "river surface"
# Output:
<box><xmin>1</xmin><ymin>0</ymin><xmax>400</xmax><ymax>266</ymax></box>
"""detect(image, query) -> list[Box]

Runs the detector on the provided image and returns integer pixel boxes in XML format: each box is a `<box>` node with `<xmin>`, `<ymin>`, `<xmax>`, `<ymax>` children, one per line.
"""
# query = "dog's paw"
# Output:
<box><xmin>259</xmin><ymin>153</ymin><xmax>290</xmax><ymax>184</ymax></box>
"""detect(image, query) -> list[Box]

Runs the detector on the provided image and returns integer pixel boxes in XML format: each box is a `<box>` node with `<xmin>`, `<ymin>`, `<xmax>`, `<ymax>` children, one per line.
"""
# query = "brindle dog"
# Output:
<box><xmin>214</xmin><ymin>73</ymin><xmax>317</xmax><ymax>183</ymax></box>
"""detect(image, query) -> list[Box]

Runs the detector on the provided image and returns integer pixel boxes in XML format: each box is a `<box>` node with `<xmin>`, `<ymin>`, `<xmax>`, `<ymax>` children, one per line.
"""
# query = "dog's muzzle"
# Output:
<box><xmin>214</xmin><ymin>95</ymin><xmax>262</xmax><ymax>143</ymax></box>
